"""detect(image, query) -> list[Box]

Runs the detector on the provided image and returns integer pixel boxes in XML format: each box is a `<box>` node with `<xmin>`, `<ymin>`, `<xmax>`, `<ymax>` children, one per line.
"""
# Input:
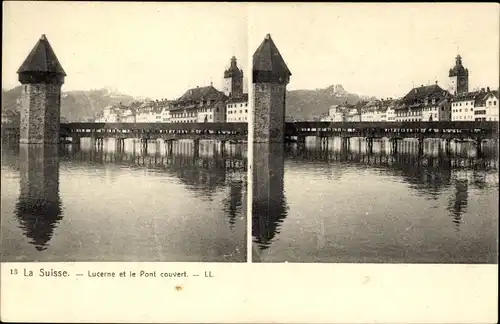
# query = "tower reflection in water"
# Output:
<box><xmin>252</xmin><ymin>143</ymin><xmax>288</xmax><ymax>259</ymax></box>
<box><xmin>15</xmin><ymin>145</ymin><xmax>63</xmax><ymax>251</ymax></box>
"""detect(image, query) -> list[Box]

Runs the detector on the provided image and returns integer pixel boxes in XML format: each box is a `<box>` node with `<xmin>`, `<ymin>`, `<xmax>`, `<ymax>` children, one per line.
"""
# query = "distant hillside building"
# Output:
<box><xmin>395</xmin><ymin>84</ymin><xmax>451</xmax><ymax>121</ymax></box>
<box><xmin>448</xmin><ymin>55</ymin><xmax>469</xmax><ymax>95</ymax></box>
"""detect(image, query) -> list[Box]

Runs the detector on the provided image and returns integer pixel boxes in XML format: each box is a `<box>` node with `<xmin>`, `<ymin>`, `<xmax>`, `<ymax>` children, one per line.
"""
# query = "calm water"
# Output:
<box><xmin>252</xmin><ymin>137</ymin><xmax>499</xmax><ymax>263</ymax></box>
<box><xmin>1</xmin><ymin>138</ymin><xmax>247</xmax><ymax>262</ymax></box>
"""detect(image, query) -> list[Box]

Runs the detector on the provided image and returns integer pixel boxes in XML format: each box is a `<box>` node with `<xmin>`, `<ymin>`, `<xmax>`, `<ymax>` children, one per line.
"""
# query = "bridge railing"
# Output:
<box><xmin>285</xmin><ymin>121</ymin><xmax>499</xmax><ymax>138</ymax></box>
<box><xmin>61</xmin><ymin>122</ymin><xmax>247</xmax><ymax>131</ymax></box>
<box><xmin>60</xmin><ymin>122</ymin><xmax>248</xmax><ymax>137</ymax></box>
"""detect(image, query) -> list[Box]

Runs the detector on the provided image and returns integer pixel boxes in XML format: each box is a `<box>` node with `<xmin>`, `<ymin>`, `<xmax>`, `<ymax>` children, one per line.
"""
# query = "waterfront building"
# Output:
<box><xmin>482</xmin><ymin>89</ymin><xmax>499</xmax><ymax>121</ymax></box>
<box><xmin>96</xmin><ymin>105</ymin><xmax>122</xmax><ymax>122</ymax></box>
<box><xmin>226</xmin><ymin>94</ymin><xmax>248</xmax><ymax>122</ymax></box>
<box><xmin>135</xmin><ymin>101</ymin><xmax>154</xmax><ymax>123</ymax></box>
<box><xmin>451</xmin><ymin>90</ymin><xmax>486</xmax><ymax>121</ymax></box>
<box><xmin>346</xmin><ymin>107</ymin><xmax>361</xmax><ymax>122</ymax></box>
<box><xmin>161</xmin><ymin>105</ymin><xmax>171</xmax><ymax>123</ymax></box>
<box><xmin>395</xmin><ymin>84</ymin><xmax>451</xmax><ymax>122</ymax></box>
<box><xmin>121</xmin><ymin>107</ymin><xmax>136</xmax><ymax>123</ymax></box>
<box><xmin>452</xmin><ymin>88</ymin><xmax>499</xmax><ymax>121</ymax></box>
<box><xmin>386</xmin><ymin>101</ymin><xmax>397</xmax><ymax>122</ymax></box>
<box><xmin>170</xmin><ymin>85</ymin><xmax>227</xmax><ymax>123</ymax></box>
<box><xmin>448</xmin><ymin>55</ymin><xmax>469</xmax><ymax>95</ymax></box>
<box><xmin>361</xmin><ymin>100</ymin><xmax>385</xmax><ymax>122</ymax></box>
<box><xmin>322</xmin><ymin>105</ymin><xmax>344</xmax><ymax>122</ymax></box>
<box><xmin>358</xmin><ymin>98</ymin><xmax>397</xmax><ymax>122</ymax></box>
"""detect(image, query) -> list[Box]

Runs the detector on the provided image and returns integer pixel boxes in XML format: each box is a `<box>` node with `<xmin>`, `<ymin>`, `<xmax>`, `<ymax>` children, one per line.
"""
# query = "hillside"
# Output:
<box><xmin>285</xmin><ymin>84</ymin><xmax>376</xmax><ymax>121</ymax></box>
<box><xmin>1</xmin><ymin>87</ymin><xmax>135</xmax><ymax>122</ymax></box>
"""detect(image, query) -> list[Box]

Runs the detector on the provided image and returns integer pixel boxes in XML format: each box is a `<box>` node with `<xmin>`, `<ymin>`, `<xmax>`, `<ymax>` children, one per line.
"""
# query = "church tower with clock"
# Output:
<box><xmin>448</xmin><ymin>54</ymin><xmax>469</xmax><ymax>95</ymax></box>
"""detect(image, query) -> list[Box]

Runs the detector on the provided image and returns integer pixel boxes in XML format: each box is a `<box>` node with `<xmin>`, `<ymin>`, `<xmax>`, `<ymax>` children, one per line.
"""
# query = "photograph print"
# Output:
<box><xmin>1</xmin><ymin>2</ymin><xmax>249</xmax><ymax>262</ymax></box>
<box><xmin>250</xmin><ymin>3</ymin><xmax>499</xmax><ymax>264</ymax></box>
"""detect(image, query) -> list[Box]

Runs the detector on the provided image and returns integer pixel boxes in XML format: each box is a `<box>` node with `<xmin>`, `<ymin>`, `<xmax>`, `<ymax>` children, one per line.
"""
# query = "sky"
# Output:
<box><xmin>2</xmin><ymin>2</ymin><xmax>248</xmax><ymax>100</ymax></box>
<box><xmin>3</xmin><ymin>3</ymin><xmax>499</xmax><ymax>100</ymax></box>
<box><xmin>249</xmin><ymin>3</ymin><xmax>499</xmax><ymax>98</ymax></box>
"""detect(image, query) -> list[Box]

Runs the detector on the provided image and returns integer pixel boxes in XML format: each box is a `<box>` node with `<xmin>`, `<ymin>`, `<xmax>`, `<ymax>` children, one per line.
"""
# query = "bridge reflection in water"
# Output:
<box><xmin>1</xmin><ymin>138</ymin><xmax>246</xmax><ymax>262</ymax></box>
<box><xmin>252</xmin><ymin>137</ymin><xmax>498</xmax><ymax>263</ymax></box>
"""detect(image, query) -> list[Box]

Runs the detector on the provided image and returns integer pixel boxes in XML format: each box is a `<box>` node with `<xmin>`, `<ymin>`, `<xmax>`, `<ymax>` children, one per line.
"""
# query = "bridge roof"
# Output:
<box><xmin>253</xmin><ymin>34</ymin><xmax>291</xmax><ymax>76</ymax></box>
<box><xmin>17</xmin><ymin>34</ymin><xmax>66</xmax><ymax>76</ymax></box>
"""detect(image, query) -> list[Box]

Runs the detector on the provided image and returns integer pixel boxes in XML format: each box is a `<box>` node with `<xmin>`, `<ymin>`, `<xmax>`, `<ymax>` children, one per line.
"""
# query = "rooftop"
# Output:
<box><xmin>253</xmin><ymin>34</ymin><xmax>291</xmax><ymax>78</ymax></box>
<box><xmin>17</xmin><ymin>34</ymin><xmax>66</xmax><ymax>76</ymax></box>
<box><xmin>451</xmin><ymin>90</ymin><xmax>486</xmax><ymax>102</ymax></box>
<box><xmin>176</xmin><ymin>85</ymin><xmax>226</xmax><ymax>103</ymax></box>
<box><xmin>401</xmin><ymin>84</ymin><xmax>446</xmax><ymax>104</ymax></box>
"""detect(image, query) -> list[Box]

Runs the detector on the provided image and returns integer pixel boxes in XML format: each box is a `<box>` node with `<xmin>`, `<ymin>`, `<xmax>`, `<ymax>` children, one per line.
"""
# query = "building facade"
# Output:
<box><xmin>451</xmin><ymin>90</ymin><xmax>483</xmax><ymax>121</ymax></box>
<box><xmin>482</xmin><ymin>90</ymin><xmax>499</xmax><ymax>121</ymax></box>
<box><xmin>452</xmin><ymin>88</ymin><xmax>499</xmax><ymax>121</ymax></box>
<box><xmin>395</xmin><ymin>84</ymin><xmax>451</xmax><ymax>122</ymax></box>
<box><xmin>170</xmin><ymin>85</ymin><xmax>227</xmax><ymax>123</ymax></box>
<box><xmin>226</xmin><ymin>94</ymin><xmax>248</xmax><ymax>122</ymax></box>
<box><xmin>326</xmin><ymin>105</ymin><xmax>345</xmax><ymax>122</ymax></box>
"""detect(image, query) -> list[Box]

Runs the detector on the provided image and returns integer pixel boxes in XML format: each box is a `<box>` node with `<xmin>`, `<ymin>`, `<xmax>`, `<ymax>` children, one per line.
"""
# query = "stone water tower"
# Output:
<box><xmin>252</xmin><ymin>34</ymin><xmax>291</xmax><ymax>143</ymax></box>
<box><xmin>17</xmin><ymin>34</ymin><xmax>66</xmax><ymax>144</ymax></box>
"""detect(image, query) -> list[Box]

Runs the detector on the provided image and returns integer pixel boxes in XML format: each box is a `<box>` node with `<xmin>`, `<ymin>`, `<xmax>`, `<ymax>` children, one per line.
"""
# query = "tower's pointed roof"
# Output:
<box><xmin>449</xmin><ymin>54</ymin><xmax>467</xmax><ymax>77</ymax></box>
<box><xmin>224</xmin><ymin>56</ymin><xmax>243</xmax><ymax>78</ymax></box>
<box><xmin>253</xmin><ymin>34</ymin><xmax>291</xmax><ymax>77</ymax></box>
<box><xmin>17</xmin><ymin>34</ymin><xmax>66</xmax><ymax>76</ymax></box>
